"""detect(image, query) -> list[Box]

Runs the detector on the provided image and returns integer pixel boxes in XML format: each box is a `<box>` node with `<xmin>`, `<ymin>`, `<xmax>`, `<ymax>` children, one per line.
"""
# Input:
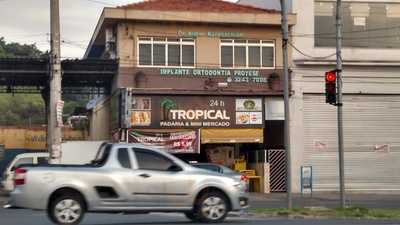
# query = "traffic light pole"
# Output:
<box><xmin>280</xmin><ymin>0</ymin><xmax>292</xmax><ymax>209</ymax></box>
<box><xmin>336</xmin><ymin>0</ymin><xmax>346</xmax><ymax>208</ymax></box>
<box><xmin>49</xmin><ymin>0</ymin><xmax>62</xmax><ymax>164</ymax></box>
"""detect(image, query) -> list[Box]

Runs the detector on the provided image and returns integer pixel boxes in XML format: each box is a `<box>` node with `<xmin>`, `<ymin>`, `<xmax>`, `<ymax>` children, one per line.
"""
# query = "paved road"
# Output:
<box><xmin>1</xmin><ymin>208</ymin><xmax>400</xmax><ymax>225</ymax></box>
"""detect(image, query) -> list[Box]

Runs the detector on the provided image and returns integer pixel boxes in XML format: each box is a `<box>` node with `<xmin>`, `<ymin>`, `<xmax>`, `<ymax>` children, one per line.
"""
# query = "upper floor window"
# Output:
<box><xmin>138</xmin><ymin>37</ymin><xmax>195</xmax><ymax>67</ymax></box>
<box><xmin>220</xmin><ymin>39</ymin><xmax>275</xmax><ymax>68</ymax></box>
<box><xmin>315</xmin><ymin>1</ymin><xmax>400</xmax><ymax>48</ymax></box>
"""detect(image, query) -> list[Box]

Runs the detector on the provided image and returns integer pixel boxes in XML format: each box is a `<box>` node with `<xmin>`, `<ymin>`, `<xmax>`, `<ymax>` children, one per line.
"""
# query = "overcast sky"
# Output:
<box><xmin>0</xmin><ymin>0</ymin><xmax>236</xmax><ymax>58</ymax></box>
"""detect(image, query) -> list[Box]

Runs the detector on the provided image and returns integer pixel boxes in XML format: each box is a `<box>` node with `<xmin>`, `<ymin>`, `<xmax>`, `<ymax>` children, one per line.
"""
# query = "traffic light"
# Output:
<box><xmin>325</xmin><ymin>70</ymin><xmax>337</xmax><ymax>105</ymax></box>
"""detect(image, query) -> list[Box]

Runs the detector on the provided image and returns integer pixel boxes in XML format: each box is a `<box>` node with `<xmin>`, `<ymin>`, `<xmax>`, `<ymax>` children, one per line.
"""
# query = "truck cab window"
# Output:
<box><xmin>92</xmin><ymin>144</ymin><xmax>112</xmax><ymax>166</ymax></box>
<box><xmin>118</xmin><ymin>148</ymin><xmax>131</xmax><ymax>169</ymax></box>
<box><xmin>133</xmin><ymin>149</ymin><xmax>175</xmax><ymax>171</ymax></box>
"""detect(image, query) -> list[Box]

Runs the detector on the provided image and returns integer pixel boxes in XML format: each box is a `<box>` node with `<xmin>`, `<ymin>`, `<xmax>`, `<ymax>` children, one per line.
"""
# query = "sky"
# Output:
<box><xmin>0</xmin><ymin>0</ymin><xmax>236</xmax><ymax>58</ymax></box>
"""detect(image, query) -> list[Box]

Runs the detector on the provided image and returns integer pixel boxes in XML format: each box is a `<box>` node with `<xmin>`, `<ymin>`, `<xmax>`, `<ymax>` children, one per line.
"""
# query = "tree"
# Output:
<box><xmin>0</xmin><ymin>37</ymin><xmax>47</xmax><ymax>58</ymax></box>
<box><xmin>0</xmin><ymin>38</ymin><xmax>87</xmax><ymax>126</ymax></box>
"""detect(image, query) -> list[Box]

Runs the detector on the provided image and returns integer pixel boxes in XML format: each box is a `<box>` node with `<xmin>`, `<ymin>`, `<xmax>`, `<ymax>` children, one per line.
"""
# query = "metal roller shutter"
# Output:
<box><xmin>303</xmin><ymin>94</ymin><xmax>400</xmax><ymax>191</ymax></box>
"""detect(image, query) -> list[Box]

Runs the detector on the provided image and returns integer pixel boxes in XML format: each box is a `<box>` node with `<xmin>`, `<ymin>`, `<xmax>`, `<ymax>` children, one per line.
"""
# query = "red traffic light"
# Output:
<box><xmin>325</xmin><ymin>71</ymin><xmax>336</xmax><ymax>82</ymax></box>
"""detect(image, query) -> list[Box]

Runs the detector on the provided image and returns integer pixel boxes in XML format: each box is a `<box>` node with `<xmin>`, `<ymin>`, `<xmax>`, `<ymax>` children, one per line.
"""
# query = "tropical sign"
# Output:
<box><xmin>127</xmin><ymin>96</ymin><xmax>264</xmax><ymax>128</ymax></box>
<box><xmin>128</xmin><ymin>130</ymin><xmax>199</xmax><ymax>154</ymax></box>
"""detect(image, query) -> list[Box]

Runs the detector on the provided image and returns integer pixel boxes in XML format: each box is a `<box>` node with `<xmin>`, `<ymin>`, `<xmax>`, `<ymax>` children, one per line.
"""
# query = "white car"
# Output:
<box><xmin>2</xmin><ymin>152</ymin><xmax>49</xmax><ymax>192</ymax></box>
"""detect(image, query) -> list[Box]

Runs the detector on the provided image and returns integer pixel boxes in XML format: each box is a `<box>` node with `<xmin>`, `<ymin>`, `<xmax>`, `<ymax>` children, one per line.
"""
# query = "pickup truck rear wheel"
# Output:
<box><xmin>195</xmin><ymin>191</ymin><xmax>228</xmax><ymax>223</ymax></box>
<box><xmin>48</xmin><ymin>193</ymin><xmax>85</xmax><ymax>225</ymax></box>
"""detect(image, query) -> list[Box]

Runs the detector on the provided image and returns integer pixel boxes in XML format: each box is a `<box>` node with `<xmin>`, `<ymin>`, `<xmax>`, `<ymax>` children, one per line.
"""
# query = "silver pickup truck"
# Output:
<box><xmin>8</xmin><ymin>143</ymin><xmax>249</xmax><ymax>225</ymax></box>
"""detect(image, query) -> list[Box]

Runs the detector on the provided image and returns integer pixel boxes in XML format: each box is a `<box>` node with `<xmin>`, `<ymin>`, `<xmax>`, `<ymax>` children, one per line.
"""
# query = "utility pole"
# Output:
<box><xmin>280</xmin><ymin>0</ymin><xmax>292</xmax><ymax>209</ymax></box>
<box><xmin>336</xmin><ymin>0</ymin><xmax>346</xmax><ymax>208</ymax></box>
<box><xmin>49</xmin><ymin>0</ymin><xmax>62</xmax><ymax>164</ymax></box>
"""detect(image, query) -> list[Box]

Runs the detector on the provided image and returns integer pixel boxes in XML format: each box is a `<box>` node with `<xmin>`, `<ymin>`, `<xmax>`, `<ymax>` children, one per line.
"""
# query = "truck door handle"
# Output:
<box><xmin>139</xmin><ymin>173</ymin><xmax>151</xmax><ymax>178</ymax></box>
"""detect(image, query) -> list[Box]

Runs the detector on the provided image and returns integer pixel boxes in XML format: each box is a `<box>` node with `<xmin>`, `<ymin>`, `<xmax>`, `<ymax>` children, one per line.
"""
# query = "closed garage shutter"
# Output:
<box><xmin>303</xmin><ymin>94</ymin><xmax>400</xmax><ymax>191</ymax></box>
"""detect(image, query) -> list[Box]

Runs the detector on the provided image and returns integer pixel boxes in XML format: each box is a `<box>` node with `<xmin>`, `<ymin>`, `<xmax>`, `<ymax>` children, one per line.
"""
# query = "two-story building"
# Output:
<box><xmin>84</xmin><ymin>0</ymin><xmax>296</xmax><ymax>192</ymax></box>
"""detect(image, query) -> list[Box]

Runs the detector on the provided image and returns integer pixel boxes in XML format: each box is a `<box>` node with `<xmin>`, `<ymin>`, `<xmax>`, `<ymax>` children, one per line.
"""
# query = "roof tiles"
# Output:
<box><xmin>118</xmin><ymin>0</ymin><xmax>279</xmax><ymax>14</ymax></box>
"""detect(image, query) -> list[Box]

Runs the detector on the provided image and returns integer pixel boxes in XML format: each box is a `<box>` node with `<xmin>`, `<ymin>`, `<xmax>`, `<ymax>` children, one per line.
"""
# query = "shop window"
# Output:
<box><xmin>138</xmin><ymin>37</ymin><xmax>195</xmax><ymax>67</ymax></box>
<box><xmin>264</xmin><ymin>120</ymin><xmax>284</xmax><ymax>149</ymax></box>
<box><xmin>314</xmin><ymin>1</ymin><xmax>400</xmax><ymax>48</ymax></box>
<box><xmin>220</xmin><ymin>39</ymin><xmax>275</xmax><ymax>68</ymax></box>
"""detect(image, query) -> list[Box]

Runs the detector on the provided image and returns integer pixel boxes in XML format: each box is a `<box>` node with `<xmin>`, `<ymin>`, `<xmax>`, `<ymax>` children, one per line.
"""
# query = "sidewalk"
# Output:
<box><xmin>249</xmin><ymin>192</ymin><xmax>400</xmax><ymax>209</ymax></box>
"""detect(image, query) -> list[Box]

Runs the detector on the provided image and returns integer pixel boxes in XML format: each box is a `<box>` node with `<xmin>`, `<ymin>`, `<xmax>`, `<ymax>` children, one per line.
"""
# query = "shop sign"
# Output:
<box><xmin>160</xmin><ymin>68</ymin><xmax>268</xmax><ymax>84</ymax></box>
<box><xmin>178</xmin><ymin>31</ymin><xmax>243</xmax><ymax>38</ymax></box>
<box><xmin>128</xmin><ymin>130</ymin><xmax>199</xmax><ymax>154</ymax></box>
<box><xmin>128</xmin><ymin>96</ymin><xmax>264</xmax><ymax>128</ymax></box>
<box><xmin>56</xmin><ymin>100</ymin><xmax>64</xmax><ymax>127</ymax></box>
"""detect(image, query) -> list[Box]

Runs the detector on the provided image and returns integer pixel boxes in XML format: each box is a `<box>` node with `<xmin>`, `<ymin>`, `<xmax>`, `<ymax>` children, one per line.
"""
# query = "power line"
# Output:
<box><xmin>289</xmin><ymin>42</ymin><xmax>336</xmax><ymax>59</ymax></box>
<box><xmin>83</xmin><ymin>0</ymin><xmax>119</xmax><ymax>6</ymax></box>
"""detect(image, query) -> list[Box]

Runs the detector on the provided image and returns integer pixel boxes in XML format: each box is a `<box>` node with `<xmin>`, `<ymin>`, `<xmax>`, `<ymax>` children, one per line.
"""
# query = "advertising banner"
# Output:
<box><xmin>128</xmin><ymin>96</ymin><xmax>264</xmax><ymax>129</ymax></box>
<box><xmin>128</xmin><ymin>130</ymin><xmax>199</xmax><ymax>154</ymax></box>
<box><xmin>56</xmin><ymin>100</ymin><xmax>64</xmax><ymax>127</ymax></box>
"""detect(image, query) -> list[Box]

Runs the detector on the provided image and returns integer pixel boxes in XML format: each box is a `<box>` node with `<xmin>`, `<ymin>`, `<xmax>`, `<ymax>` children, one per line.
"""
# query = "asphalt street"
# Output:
<box><xmin>1</xmin><ymin>208</ymin><xmax>400</xmax><ymax>225</ymax></box>
<box><xmin>2</xmin><ymin>193</ymin><xmax>400</xmax><ymax>225</ymax></box>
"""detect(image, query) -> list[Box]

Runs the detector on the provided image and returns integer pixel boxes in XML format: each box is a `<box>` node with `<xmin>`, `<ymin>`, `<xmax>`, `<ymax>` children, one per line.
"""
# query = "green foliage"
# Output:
<box><xmin>0</xmin><ymin>37</ymin><xmax>47</xmax><ymax>58</ymax></box>
<box><xmin>0</xmin><ymin>38</ymin><xmax>89</xmax><ymax>126</ymax></box>
<box><xmin>0</xmin><ymin>94</ymin><xmax>45</xmax><ymax>126</ymax></box>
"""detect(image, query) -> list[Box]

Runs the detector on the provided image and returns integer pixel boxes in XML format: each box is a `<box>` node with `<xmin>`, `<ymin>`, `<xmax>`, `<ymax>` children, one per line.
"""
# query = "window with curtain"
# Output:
<box><xmin>138</xmin><ymin>37</ymin><xmax>195</xmax><ymax>67</ymax></box>
<box><xmin>220</xmin><ymin>39</ymin><xmax>275</xmax><ymax>68</ymax></box>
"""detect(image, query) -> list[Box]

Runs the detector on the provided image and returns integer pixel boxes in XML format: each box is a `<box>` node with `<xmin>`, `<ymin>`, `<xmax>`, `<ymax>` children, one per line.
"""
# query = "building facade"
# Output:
<box><xmin>240</xmin><ymin>0</ymin><xmax>400</xmax><ymax>193</ymax></box>
<box><xmin>85</xmin><ymin>0</ymin><xmax>296</xmax><ymax>192</ymax></box>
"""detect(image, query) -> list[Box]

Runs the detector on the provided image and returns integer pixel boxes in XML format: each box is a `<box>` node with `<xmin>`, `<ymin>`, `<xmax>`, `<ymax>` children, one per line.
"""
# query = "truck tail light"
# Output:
<box><xmin>14</xmin><ymin>168</ymin><xmax>27</xmax><ymax>186</ymax></box>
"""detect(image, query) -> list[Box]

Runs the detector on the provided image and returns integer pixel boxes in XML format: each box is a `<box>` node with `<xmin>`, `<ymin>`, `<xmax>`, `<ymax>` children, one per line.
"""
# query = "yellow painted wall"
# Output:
<box><xmin>0</xmin><ymin>127</ymin><xmax>88</xmax><ymax>150</ymax></box>
<box><xmin>89</xmin><ymin>98</ymin><xmax>111</xmax><ymax>141</ymax></box>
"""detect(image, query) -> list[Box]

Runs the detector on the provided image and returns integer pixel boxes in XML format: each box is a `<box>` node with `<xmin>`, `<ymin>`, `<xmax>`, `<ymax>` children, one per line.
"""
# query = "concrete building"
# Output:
<box><xmin>84</xmin><ymin>0</ymin><xmax>296</xmax><ymax>193</ymax></box>
<box><xmin>241</xmin><ymin>0</ymin><xmax>400</xmax><ymax>192</ymax></box>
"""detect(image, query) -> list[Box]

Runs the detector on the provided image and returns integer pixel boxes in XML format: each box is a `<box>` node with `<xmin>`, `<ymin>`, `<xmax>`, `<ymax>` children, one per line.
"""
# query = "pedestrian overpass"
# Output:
<box><xmin>0</xmin><ymin>57</ymin><xmax>118</xmax><ymax>95</ymax></box>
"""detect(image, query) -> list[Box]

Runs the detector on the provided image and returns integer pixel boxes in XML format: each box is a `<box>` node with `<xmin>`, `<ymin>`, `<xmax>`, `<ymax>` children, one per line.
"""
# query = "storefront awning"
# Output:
<box><xmin>200</xmin><ymin>128</ymin><xmax>263</xmax><ymax>144</ymax></box>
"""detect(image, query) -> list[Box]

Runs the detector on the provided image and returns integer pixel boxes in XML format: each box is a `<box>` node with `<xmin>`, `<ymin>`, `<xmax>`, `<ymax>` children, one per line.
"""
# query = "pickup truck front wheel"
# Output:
<box><xmin>195</xmin><ymin>191</ymin><xmax>228</xmax><ymax>223</ymax></box>
<box><xmin>48</xmin><ymin>194</ymin><xmax>85</xmax><ymax>225</ymax></box>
